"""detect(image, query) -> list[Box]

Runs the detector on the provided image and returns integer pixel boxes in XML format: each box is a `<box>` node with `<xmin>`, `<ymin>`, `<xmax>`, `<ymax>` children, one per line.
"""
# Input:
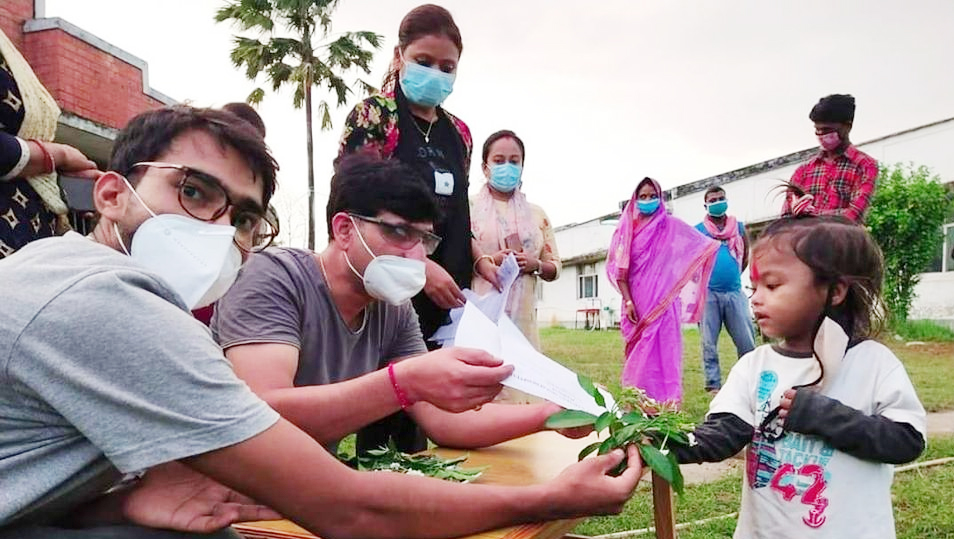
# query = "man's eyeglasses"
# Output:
<box><xmin>124</xmin><ymin>162</ymin><xmax>276</xmax><ymax>252</ymax></box>
<box><xmin>349</xmin><ymin>213</ymin><xmax>441</xmax><ymax>255</ymax></box>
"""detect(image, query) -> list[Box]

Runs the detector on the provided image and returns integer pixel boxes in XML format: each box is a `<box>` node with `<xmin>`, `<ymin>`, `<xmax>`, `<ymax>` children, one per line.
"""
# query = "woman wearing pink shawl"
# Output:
<box><xmin>471</xmin><ymin>130</ymin><xmax>561</xmax><ymax>350</ymax></box>
<box><xmin>606</xmin><ymin>178</ymin><xmax>719</xmax><ymax>404</ymax></box>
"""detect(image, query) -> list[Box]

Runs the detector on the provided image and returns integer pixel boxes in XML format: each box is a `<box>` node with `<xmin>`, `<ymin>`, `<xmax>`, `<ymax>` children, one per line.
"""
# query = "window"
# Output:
<box><xmin>577</xmin><ymin>263</ymin><xmax>599</xmax><ymax>299</ymax></box>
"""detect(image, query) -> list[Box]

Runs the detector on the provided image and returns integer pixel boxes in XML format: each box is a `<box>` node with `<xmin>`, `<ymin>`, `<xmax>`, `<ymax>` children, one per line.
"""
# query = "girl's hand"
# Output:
<box><xmin>623</xmin><ymin>300</ymin><xmax>638</xmax><ymax>324</ymax></box>
<box><xmin>777</xmin><ymin>388</ymin><xmax>797</xmax><ymax>420</ymax></box>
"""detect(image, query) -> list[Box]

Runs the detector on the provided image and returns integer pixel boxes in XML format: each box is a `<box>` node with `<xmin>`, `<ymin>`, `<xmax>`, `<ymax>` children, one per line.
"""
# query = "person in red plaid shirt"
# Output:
<box><xmin>782</xmin><ymin>94</ymin><xmax>878</xmax><ymax>223</ymax></box>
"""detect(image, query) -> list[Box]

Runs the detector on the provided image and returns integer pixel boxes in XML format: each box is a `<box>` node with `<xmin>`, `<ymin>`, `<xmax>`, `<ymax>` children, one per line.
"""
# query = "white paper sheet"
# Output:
<box><xmin>814</xmin><ymin>317</ymin><xmax>849</xmax><ymax>390</ymax></box>
<box><xmin>428</xmin><ymin>254</ymin><xmax>523</xmax><ymax>347</ymax></box>
<box><xmin>454</xmin><ymin>302</ymin><xmax>614</xmax><ymax>416</ymax></box>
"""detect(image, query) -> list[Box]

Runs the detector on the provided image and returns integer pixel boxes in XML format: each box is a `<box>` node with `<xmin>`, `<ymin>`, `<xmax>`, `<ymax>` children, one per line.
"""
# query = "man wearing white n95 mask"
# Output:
<box><xmin>0</xmin><ymin>107</ymin><xmax>643</xmax><ymax>539</ymax></box>
<box><xmin>212</xmin><ymin>154</ymin><xmax>588</xmax><ymax>456</ymax></box>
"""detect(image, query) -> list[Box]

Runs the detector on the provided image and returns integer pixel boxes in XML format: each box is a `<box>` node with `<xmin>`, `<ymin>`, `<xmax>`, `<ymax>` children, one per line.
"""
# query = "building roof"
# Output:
<box><xmin>667</xmin><ymin>115</ymin><xmax>954</xmax><ymax>199</ymax></box>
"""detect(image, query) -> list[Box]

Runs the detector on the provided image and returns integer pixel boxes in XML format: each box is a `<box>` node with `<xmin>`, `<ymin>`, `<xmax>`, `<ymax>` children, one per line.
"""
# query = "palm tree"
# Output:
<box><xmin>216</xmin><ymin>0</ymin><xmax>381</xmax><ymax>250</ymax></box>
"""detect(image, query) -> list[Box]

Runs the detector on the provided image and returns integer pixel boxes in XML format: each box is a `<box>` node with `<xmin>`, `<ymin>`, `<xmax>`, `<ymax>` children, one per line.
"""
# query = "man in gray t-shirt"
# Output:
<box><xmin>0</xmin><ymin>109</ymin><xmax>643</xmax><ymax>539</ymax></box>
<box><xmin>214</xmin><ymin>154</ymin><xmax>584</xmax><ymax>456</ymax></box>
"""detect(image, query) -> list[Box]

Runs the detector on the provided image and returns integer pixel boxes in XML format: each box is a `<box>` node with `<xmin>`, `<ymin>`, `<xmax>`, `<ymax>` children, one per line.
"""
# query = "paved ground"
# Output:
<box><xmin>928</xmin><ymin>410</ymin><xmax>954</xmax><ymax>436</ymax></box>
<box><xmin>671</xmin><ymin>410</ymin><xmax>954</xmax><ymax>486</ymax></box>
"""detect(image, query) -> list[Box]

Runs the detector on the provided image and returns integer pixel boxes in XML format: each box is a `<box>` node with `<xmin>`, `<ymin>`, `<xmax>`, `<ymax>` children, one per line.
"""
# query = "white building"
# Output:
<box><xmin>539</xmin><ymin>116</ymin><xmax>954</xmax><ymax>329</ymax></box>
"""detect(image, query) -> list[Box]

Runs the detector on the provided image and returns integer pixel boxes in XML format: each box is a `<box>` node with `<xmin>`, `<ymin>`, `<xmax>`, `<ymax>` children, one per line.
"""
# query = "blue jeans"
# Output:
<box><xmin>700</xmin><ymin>289</ymin><xmax>756</xmax><ymax>390</ymax></box>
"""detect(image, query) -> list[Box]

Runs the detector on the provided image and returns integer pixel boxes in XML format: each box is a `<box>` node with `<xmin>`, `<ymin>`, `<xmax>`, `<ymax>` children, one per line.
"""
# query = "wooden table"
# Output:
<box><xmin>233</xmin><ymin>431</ymin><xmax>603</xmax><ymax>539</ymax></box>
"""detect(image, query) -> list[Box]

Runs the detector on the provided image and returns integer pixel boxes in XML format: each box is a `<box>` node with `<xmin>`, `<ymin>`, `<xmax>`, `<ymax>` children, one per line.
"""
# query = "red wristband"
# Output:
<box><xmin>388</xmin><ymin>363</ymin><xmax>414</xmax><ymax>409</ymax></box>
<box><xmin>28</xmin><ymin>139</ymin><xmax>55</xmax><ymax>174</ymax></box>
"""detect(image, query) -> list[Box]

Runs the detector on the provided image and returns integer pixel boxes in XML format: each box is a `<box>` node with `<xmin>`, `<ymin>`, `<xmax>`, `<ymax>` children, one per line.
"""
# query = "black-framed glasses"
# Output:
<box><xmin>124</xmin><ymin>162</ymin><xmax>275</xmax><ymax>252</ymax></box>
<box><xmin>349</xmin><ymin>213</ymin><xmax>441</xmax><ymax>255</ymax></box>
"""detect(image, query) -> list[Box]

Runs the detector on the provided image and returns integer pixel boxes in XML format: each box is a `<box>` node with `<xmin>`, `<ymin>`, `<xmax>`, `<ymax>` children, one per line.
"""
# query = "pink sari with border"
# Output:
<box><xmin>606</xmin><ymin>179</ymin><xmax>719</xmax><ymax>403</ymax></box>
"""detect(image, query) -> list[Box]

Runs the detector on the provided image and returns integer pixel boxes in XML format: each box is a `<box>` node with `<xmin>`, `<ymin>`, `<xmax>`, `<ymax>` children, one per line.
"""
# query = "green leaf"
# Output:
<box><xmin>667</xmin><ymin>451</ymin><xmax>685</xmax><ymax>496</ymax></box>
<box><xmin>611</xmin><ymin>424</ymin><xmax>640</xmax><ymax>446</ymax></box>
<box><xmin>639</xmin><ymin>445</ymin><xmax>683</xmax><ymax>496</ymax></box>
<box><xmin>621</xmin><ymin>410</ymin><xmax>647</xmax><ymax>424</ymax></box>
<box><xmin>545</xmin><ymin>410</ymin><xmax>598</xmax><ymax>429</ymax></box>
<box><xmin>577</xmin><ymin>441</ymin><xmax>602</xmax><ymax>461</ymax></box>
<box><xmin>593</xmin><ymin>388</ymin><xmax>606</xmax><ymax>408</ymax></box>
<box><xmin>598</xmin><ymin>437</ymin><xmax>616</xmax><ymax>455</ymax></box>
<box><xmin>577</xmin><ymin>373</ymin><xmax>598</xmax><ymax>398</ymax></box>
<box><xmin>666</xmin><ymin>430</ymin><xmax>690</xmax><ymax>446</ymax></box>
<box><xmin>594</xmin><ymin>411</ymin><xmax>615</xmax><ymax>433</ymax></box>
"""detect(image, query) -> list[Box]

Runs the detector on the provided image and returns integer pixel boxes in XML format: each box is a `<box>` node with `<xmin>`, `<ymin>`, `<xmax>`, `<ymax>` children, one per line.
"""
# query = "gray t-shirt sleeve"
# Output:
<box><xmin>212</xmin><ymin>251</ymin><xmax>304</xmax><ymax>350</ymax></box>
<box><xmin>10</xmin><ymin>270</ymin><xmax>280</xmax><ymax>473</ymax></box>
<box><xmin>385</xmin><ymin>302</ymin><xmax>428</xmax><ymax>362</ymax></box>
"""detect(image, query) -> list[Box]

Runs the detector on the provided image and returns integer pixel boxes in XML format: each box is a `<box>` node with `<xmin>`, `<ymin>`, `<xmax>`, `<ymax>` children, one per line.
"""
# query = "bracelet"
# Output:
<box><xmin>387</xmin><ymin>363</ymin><xmax>414</xmax><ymax>409</ymax></box>
<box><xmin>28</xmin><ymin>139</ymin><xmax>55</xmax><ymax>174</ymax></box>
<box><xmin>473</xmin><ymin>254</ymin><xmax>494</xmax><ymax>272</ymax></box>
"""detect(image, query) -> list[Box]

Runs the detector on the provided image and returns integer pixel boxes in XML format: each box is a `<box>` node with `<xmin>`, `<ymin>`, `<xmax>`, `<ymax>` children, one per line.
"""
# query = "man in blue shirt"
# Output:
<box><xmin>695</xmin><ymin>186</ymin><xmax>756</xmax><ymax>393</ymax></box>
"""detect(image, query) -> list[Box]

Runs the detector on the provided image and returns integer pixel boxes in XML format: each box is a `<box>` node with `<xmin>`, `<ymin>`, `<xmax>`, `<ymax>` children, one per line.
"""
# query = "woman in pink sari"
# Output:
<box><xmin>606</xmin><ymin>178</ymin><xmax>719</xmax><ymax>404</ymax></box>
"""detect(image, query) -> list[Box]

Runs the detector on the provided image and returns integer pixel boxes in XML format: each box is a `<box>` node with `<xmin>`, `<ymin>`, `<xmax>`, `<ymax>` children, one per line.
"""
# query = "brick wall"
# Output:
<box><xmin>22</xmin><ymin>29</ymin><xmax>165</xmax><ymax>129</ymax></box>
<box><xmin>2</xmin><ymin>0</ymin><xmax>167</xmax><ymax>130</ymax></box>
<box><xmin>0</xmin><ymin>0</ymin><xmax>31</xmax><ymax>50</ymax></box>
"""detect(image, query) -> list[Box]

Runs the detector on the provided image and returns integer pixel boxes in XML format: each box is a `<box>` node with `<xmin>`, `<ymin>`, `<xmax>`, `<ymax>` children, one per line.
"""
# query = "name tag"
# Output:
<box><xmin>434</xmin><ymin>171</ymin><xmax>454</xmax><ymax>196</ymax></box>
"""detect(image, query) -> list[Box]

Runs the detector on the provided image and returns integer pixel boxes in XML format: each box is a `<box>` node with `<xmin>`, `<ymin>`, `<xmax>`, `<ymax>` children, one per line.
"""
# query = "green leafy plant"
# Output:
<box><xmin>866</xmin><ymin>163</ymin><xmax>954</xmax><ymax>325</ymax></box>
<box><xmin>545</xmin><ymin>375</ymin><xmax>696</xmax><ymax>495</ymax></box>
<box><xmin>354</xmin><ymin>440</ymin><xmax>487</xmax><ymax>483</ymax></box>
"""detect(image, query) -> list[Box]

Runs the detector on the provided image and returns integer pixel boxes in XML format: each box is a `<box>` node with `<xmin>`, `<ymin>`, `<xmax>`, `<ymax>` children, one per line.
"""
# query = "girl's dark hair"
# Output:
<box><xmin>481</xmin><ymin>130</ymin><xmax>525</xmax><ymax>164</ymax></box>
<box><xmin>755</xmin><ymin>215</ymin><xmax>885</xmax><ymax>340</ymax></box>
<box><xmin>381</xmin><ymin>4</ymin><xmax>463</xmax><ymax>93</ymax></box>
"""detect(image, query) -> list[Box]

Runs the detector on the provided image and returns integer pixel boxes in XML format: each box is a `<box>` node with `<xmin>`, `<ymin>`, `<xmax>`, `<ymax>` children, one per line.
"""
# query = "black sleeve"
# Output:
<box><xmin>673</xmin><ymin>412</ymin><xmax>753</xmax><ymax>464</ymax></box>
<box><xmin>1</xmin><ymin>131</ymin><xmax>25</xmax><ymax>179</ymax></box>
<box><xmin>785</xmin><ymin>389</ymin><xmax>925</xmax><ymax>464</ymax></box>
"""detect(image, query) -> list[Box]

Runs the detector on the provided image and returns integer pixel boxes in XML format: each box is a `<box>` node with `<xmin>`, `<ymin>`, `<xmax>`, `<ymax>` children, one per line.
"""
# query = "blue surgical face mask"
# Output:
<box><xmin>400</xmin><ymin>60</ymin><xmax>455</xmax><ymax>108</ymax></box>
<box><xmin>488</xmin><ymin>163</ymin><xmax>522</xmax><ymax>193</ymax></box>
<box><xmin>637</xmin><ymin>198</ymin><xmax>660</xmax><ymax>215</ymax></box>
<box><xmin>706</xmin><ymin>200</ymin><xmax>728</xmax><ymax>217</ymax></box>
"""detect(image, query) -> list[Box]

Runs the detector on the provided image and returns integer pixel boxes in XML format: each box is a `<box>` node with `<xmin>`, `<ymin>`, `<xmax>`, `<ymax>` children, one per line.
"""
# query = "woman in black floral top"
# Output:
<box><xmin>337</xmin><ymin>4</ymin><xmax>499</xmax><ymax>454</ymax></box>
<box><xmin>0</xmin><ymin>28</ymin><xmax>99</xmax><ymax>258</ymax></box>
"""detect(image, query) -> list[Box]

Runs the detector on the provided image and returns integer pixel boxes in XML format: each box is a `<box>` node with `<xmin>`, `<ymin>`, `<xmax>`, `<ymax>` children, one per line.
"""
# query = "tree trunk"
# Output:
<box><xmin>305</xmin><ymin>81</ymin><xmax>316</xmax><ymax>250</ymax></box>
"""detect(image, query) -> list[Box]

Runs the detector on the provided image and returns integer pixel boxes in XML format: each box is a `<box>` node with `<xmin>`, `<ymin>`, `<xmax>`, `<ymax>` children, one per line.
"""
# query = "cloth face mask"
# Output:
<box><xmin>489</xmin><ymin>163</ymin><xmax>522</xmax><ymax>193</ymax></box>
<box><xmin>400</xmin><ymin>60</ymin><xmax>456</xmax><ymax>108</ymax></box>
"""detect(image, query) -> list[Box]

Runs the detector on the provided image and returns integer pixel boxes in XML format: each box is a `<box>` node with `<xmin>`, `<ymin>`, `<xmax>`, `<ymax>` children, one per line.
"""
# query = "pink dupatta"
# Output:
<box><xmin>606</xmin><ymin>178</ymin><xmax>719</xmax><ymax>402</ymax></box>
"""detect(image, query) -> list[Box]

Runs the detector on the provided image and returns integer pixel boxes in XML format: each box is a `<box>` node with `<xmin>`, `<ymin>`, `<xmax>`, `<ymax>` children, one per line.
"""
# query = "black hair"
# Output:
<box><xmin>326</xmin><ymin>154</ymin><xmax>441</xmax><ymax>239</ymax></box>
<box><xmin>703</xmin><ymin>186</ymin><xmax>725</xmax><ymax>199</ymax></box>
<box><xmin>755</xmin><ymin>215</ymin><xmax>885</xmax><ymax>341</ymax></box>
<box><xmin>809</xmin><ymin>94</ymin><xmax>856</xmax><ymax>124</ymax></box>
<box><xmin>222</xmin><ymin>102</ymin><xmax>267</xmax><ymax>137</ymax></box>
<box><xmin>109</xmin><ymin>106</ymin><xmax>278</xmax><ymax>207</ymax></box>
<box><xmin>482</xmin><ymin>130</ymin><xmax>525</xmax><ymax>164</ymax></box>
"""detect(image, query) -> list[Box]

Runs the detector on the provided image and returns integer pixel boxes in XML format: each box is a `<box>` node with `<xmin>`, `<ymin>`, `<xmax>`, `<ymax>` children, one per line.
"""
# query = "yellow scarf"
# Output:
<box><xmin>0</xmin><ymin>29</ymin><xmax>67</xmax><ymax>215</ymax></box>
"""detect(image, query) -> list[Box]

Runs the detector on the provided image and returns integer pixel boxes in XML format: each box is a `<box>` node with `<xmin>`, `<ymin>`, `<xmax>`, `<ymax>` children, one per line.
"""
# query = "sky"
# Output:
<box><xmin>45</xmin><ymin>0</ymin><xmax>954</xmax><ymax>246</ymax></box>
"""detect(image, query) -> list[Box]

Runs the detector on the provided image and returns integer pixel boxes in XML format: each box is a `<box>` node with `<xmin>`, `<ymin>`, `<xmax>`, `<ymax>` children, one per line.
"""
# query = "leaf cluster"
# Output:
<box><xmin>867</xmin><ymin>163</ymin><xmax>954</xmax><ymax>323</ymax></box>
<box><xmin>354</xmin><ymin>440</ymin><xmax>487</xmax><ymax>483</ymax></box>
<box><xmin>215</xmin><ymin>0</ymin><xmax>383</xmax><ymax>128</ymax></box>
<box><xmin>545</xmin><ymin>377</ymin><xmax>695</xmax><ymax>495</ymax></box>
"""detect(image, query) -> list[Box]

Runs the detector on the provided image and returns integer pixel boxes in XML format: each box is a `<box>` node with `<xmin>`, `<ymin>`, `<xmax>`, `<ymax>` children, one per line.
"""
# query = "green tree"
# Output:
<box><xmin>867</xmin><ymin>163</ymin><xmax>953</xmax><ymax>324</ymax></box>
<box><xmin>216</xmin><ymin>0</ymin><xmax>382</xmax><ymax>249</ymax></box>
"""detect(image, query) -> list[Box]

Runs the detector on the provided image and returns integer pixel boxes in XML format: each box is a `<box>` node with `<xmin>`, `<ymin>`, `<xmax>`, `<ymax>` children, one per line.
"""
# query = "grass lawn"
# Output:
<box><xmin>539</xmin><ymin>326</ymin><xmax>954</xmax><ymax>538</ymax></box>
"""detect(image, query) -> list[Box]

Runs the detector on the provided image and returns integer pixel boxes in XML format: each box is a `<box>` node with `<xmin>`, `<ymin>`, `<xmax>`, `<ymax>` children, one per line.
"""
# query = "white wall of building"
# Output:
<box><xmin>538</xmin><ymin>118</ymin><xmax>954</xmax><ymax>328</ymax></box>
